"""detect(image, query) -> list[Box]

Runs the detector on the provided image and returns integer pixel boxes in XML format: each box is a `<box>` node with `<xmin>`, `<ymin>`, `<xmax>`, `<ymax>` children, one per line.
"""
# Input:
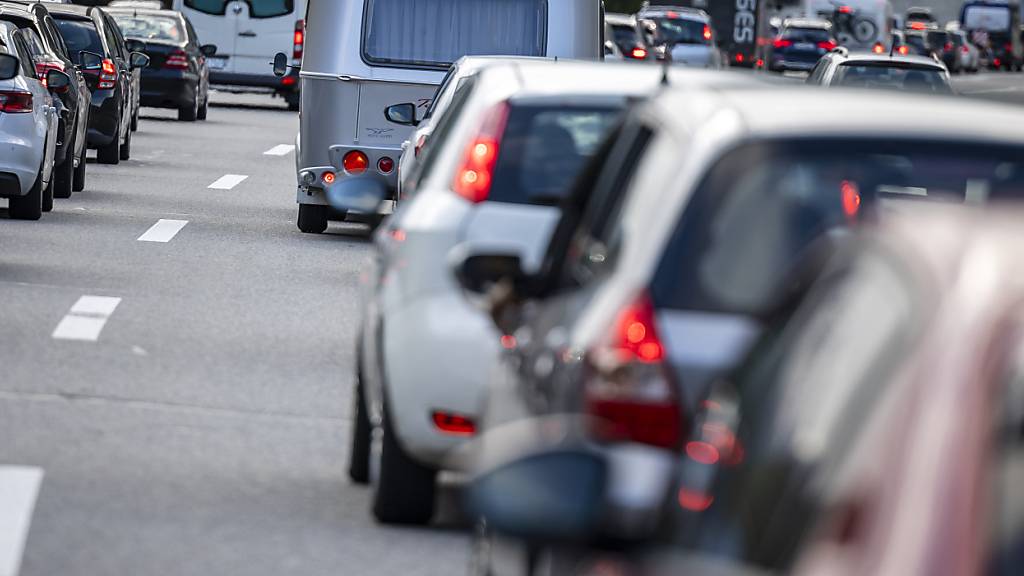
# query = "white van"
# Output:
<box><xmin>173</xmin><ymin>0</ymin><xmax>306</xmax><ymax>109</ymax></box>
<box><xmin>287</xmin><ymin>0</ymin><xmax>604</xmax><ymax>234</ymax></box>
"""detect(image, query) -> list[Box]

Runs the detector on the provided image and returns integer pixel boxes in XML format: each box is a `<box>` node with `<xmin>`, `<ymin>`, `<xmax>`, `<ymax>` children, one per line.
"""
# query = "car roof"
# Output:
<box><xmin>784</xmin><ymin>18</ymin><xmax>832</xmax><ymax>29</ymax></box>
<box><xmin>0</xmin><ymin>3</ymin><xmax>33</xmax><ymax>18</ymax></box>
<box><xmin>838</xmin><ymin>52</ymin><xmax>945</xmax><ymax>68</ymax></box>
<box><xmin>40</xmin><ymin>4</ymin><xmax>95</xmax><ymax>17</ymax></box>
<box><xmin>105</xmin><ymin>7</ymin><xmax>180</xmax><ymax>17</ymax></box>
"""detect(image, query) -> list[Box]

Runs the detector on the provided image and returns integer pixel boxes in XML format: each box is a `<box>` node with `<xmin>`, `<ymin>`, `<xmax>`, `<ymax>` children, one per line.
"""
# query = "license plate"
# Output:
<box><xmin>207</xmin><ymin>57</ymin><xmax>227</xmax><ymax>70</ymax></box>
<box><xmin>795</xmin><ymin>43</ymin><xmax>815</xmax><ymax>51</ymax></box>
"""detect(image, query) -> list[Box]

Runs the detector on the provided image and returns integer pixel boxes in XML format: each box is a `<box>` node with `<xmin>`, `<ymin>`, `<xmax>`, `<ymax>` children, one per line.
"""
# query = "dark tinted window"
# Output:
<box><xmin>782</xmin><ymin>27</ymin><xmax>832</xmax><ymax>42</ymax></box>
<box><xmin>650</xmin><ymin>16</ymin><xmax>710</xmax><ymax>45</ymax></box>
<box><xmin>53</xmin><ymin>18</ymin><xmax>103</xmax><ymax>65</ymax></box>
<box><xmin>488</xmin><ymin>105</ymin><xmax>621</xmax><ymax>205</ymax></box>
<box><xmin>650</xmin><ymin>139</ymin><xmax>1024</xmax><ymax>315</ymax></box>
<box><xmin>611</xmin><ymin>23</ymin><xmax>640</xmax><ymax>48</ymax></box>
<box><xmin>185</xmin><ymin>0</ymin><xmax>294</xmax><ymax>19</ymax></box>
<box><xmin>834</xmin><ymin>62</ymin><xmax>951</xmax><ymax>93</ymax></box>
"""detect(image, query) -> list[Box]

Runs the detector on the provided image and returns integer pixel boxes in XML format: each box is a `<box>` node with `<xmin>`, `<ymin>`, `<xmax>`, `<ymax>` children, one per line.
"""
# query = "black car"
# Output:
<box><xmin>0</xmin><ymin>1</ymin><xmax>91</xmax><ymax>201</ymax></box>
<box><xmin>107</xmin><ymin>7</ymin><xmax>214</xmax><ymax>121</ymax></box>
<box><xmin>769</xmin><ymin>19</ymin><xmax>837</xmax><ymax>72</ymax></box>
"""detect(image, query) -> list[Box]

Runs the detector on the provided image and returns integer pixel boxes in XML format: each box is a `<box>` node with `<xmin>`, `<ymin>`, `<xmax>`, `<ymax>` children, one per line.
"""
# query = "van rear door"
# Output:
<box><xmin>176</xmin><ymin>0</ymin><xmax>237</xmax><ymax>73</ymax></box>
<box><xmin>232</xmin><ymin>0</ymin><xmax>304</xmax><ymax>77</ymax></box>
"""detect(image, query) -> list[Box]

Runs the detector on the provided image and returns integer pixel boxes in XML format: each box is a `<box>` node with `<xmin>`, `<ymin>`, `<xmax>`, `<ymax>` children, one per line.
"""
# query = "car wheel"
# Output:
<box><xmin>10</xmin><ymin>171</ymin><xmax>43</xmax><ymax>221</ymax></box>
<box><xmin>197</xmin><ymin>95</ymin><xmax>209</xmax><ymax>121</ymax></box>
<box><xmin>178</xmin><ymin>96</ymin><xmax>198</xmax><ymax>122</ymax></box>
<box><xmin>371</xmin><ymin>399</ymin><xmax>437</xmax><ymax>525</ymax></box>
<box><xmin>348</xmin><ymin>364</ymin><xmax>373</xmax><ymax>485</ymax></box>
<box><xmin>73</xmin><ymin>141</ymin><xmax>86</xmax><ymax>192</ymax></box>
<box><xmin>297</xmin><ymin>204</ymin><xmax>328</xmax><ymax>234</ymax></box>
<box><xmin>97</xmin><ymin>132</ymin><xmax>121</xmax><ymax>165</ymax></box>
<box><xmin>130</xmin><ymin>108</ymin><xmax>139</xmax><ymax>131</ymax></box>
<box><xmin>41</xmin><ymin>173</ymin><xmax>54</xmax><ymax>213</ymax></box>
<box><xmin>54</xmin><ymin>139</ymin><xmax>75</xmax><ymax>199</ymax></box>
<box><xmin>119</xmin><ymin>127</ymin><xmax>132</xmax><ymax>161</ymax></box>
<box><xmin>285</xmin><ymin>91</ymin><xmax>300</xmax><ymax>112</ymax></box>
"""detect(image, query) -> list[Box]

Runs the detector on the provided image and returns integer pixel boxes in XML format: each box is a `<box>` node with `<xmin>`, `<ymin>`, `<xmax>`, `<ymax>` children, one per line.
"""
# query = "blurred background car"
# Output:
<box><xmin>107</xmin><ymin>6</ymin><xmax>214</xmax><ymax>121</ymax></box>
<box><xmin>636</xmin><ymin>5</ymin><xmax>721</xmax><ymax>68</ymax></box>
<box><xmin>960</xmin><ymin>0</ymin><xmax>1023</xmax><ymax>71</ymax></box>
<box><xmin>807</xmin><ymin>49</ymin><xmax>953</xmax><ymax>94</ymax></box>
<box><xmin>606</xmin><ymin>11</ymin><xmax>651</xmax><ymax>61</ymax></box>
<box><xmin>768</xmin><ymin>18</ymin><xmax>836</xmax><ymax>73</ymax></box>
<box><xmin>925</xmin><ymin>28</ymin><xmax>961</xmax><ymax>72</ymax></box>
<box><xmin>950</xmin><ymin>28</ymin><xmax>982</xmax><ymax>73</ymax></box>
<box><xmin>903</xmin><ymin>28</ymin><xmax>939</xmax><ymax>58</ymax></box>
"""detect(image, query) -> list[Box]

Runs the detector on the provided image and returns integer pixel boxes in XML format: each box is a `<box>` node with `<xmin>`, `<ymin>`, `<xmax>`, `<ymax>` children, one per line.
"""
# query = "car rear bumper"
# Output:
<box><xmin>140</xmin><ymin>70</ymin><xmax>199</xmax><ymax>108</ymax></box>
<box><xmin>0</xmin><ymin>129</ymin><xmax>44</xmax><ymax>197</ymax></box>
<box><xmin>296</xmin><ymin>144</ymin><xmax>400</xmax><ymax>208</ymax></box>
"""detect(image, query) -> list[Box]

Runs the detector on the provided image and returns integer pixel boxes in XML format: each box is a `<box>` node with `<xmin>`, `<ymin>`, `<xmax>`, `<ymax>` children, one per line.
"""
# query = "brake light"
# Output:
<box><xmin>703</xmin><ymin>25</ymin><xmax>712</xmax><ymax>42</ymax></box>
<box><xmin>377</xmin><ymin>156</ymin><xmax>394</xmax><ymax>174</ymax></box>
<box><xmin>164</xmin><ymin>50</ymin><xmax>189</xmax><ymax>70</ymax></box>
<box><xmin>994</xmin><ymin>57</ymin><xmax>1003</xmax><ymax>67</ymax></box>
<box><xmin>452</xmin><ymin>101</ymin><xmax>509</xmax><ymax>203</ymax></box>
<box><xmin>773</xmin><ymin>38</ymin><xmax>793</xmax><ymax>49</ymax></box>
<box><xmin>944</xmin><ymin>42</ymin><xmax>954</xmax><ymax>52</ymax></box>
<box><xmin>909</xmin><ymin>22</ymin><xmax>927</xmax><ymax>30</ymax></box>
<box><xmin>841</xmin><ymin>180</ymin><xmax>861</xmax><ymax>220</ymax></box>
<box><xmin>962</xmin><ymin>45</ymin><xmax>970</xmax><ymax>54</ymax></box>
<box><xmin>735</xmin><ymin>53</ymin><xmax>745</xmax><ymax>62</ymax></box>
<box><xmin>817</xmin><ymin>40</ymin><xmax>837</xmax><ymax>51</ymax></box>
<box><xmin>584</xmin><ymin>293</ymin><xmax>681</xmax><ymax>450</ymax></box>
<box><xmin>98</xmin><ymin>58</ymin><xmax>118</xmax><ymax>90</ymax></box>
<box><xmin>342</xmin><ymin>151</ymin><xmax>368</xmax><ymax>174</ymax></box>
<box><xmin>872</xmin><ymin>42</ymin><xmax>885</xmax><ymax>53</ymax></box>
<box><xmin>293</xmin><ymin>19</ymin><xmax>305</xmax><ymax>60</ymax></box>
<box><xmin>432</xmin><ymin>411</ymin><xmax>476</xmax><ymax>436</ymax></box>
<box><xmin>34</xmin><ymin>59</ymin><xmax>64</xmax><ymax>88</ymax></box>
<box><xmin>630</xmin><ymin>46</ymin><xmax>648</xmax><ymax>59</ymax></box>
<box><xmin>0</xmin><ymin>91</ymin><xmax>32</xmax><ymax>113</ymax></box>
<box><xmin>898</xmin><ymin>45</ymin><xmax>910</xmax><ymax>55</ymax></box>
<box><xmin>838</xmin><ymin>5</ymin><xmax>853</xmax><ymax>13</ymax></box>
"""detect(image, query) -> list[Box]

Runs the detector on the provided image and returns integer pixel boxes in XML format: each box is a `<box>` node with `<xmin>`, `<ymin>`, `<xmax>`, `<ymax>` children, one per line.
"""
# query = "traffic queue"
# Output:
<box><xmin>269</xmin><ymin>2</ymin><xmax>1024</xmax><ymax>575</ymax></box>
<box><xmin>0</xmin><ymin>0</ymin><xmax>212</xmax><ymax>221</ymax></box>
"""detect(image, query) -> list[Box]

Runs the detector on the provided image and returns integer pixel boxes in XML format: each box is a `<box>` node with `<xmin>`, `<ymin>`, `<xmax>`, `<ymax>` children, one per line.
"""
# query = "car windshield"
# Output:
<box><xmin>650</xmin><ymin>139</ymin><xmax>1024</xmax><ymax>315</ymax></box>
<box><xmin>52</xmin><ymin>17</ymin><xmax>104</xmax><ymax>65</ymax></box>
<box><xmin>834</xmin><ymin>63</ymin><xmax>952</xmax><ymax>93</ymax></box>
<box><xmin>782</xmin><ymin>27</ymin><xmax>831</xmax><ymax>42</ymax></box>
<box><xmin>488</xmin><ymin>104</ymin><xmax>621</xmax><ymax>205</ymax></box>
<box><xmin>649</xmin><ymin>16</ymin><xmax>709</xmax><ymax>45</ymax></box>
<box><xmin>111</xmin><ymin>14</ymin><xmax>185</xmax><ymax>43</ymax></box>
<box><xmin>362</xmin><ymin>0</ymin><xmax>547</xmax><ymax>69</ymax></box>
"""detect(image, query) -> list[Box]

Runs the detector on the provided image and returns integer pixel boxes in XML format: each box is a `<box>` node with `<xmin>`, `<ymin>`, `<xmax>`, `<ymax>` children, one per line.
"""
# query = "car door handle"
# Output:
<box><xmin>238</xmin><ymin>31</ymin><xmax>257</xmax><ymax>38</ymax></box>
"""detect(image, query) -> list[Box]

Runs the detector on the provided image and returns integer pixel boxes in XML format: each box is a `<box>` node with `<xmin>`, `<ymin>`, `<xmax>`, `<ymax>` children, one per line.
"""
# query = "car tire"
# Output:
<box><xmin>119</xmin><ymin>128</ymin><xmax>132</xmax><ymax>161</ymax></box>
<box><xmin>54</xmin><ymin>140</ymin><xmax>75</xmax><ymax>199</ymax></box>
<box><xmin>197</xmin><ymin>95</ymin><xmax>209</xmax><ymax>121</ymax></box>
<box><xmin>297</xmin><ymin>204</ymin><xmax>328</xmax><ymax>234</ymax></box>
<box><xmin>285</xmin><ymin>91</ymin><xmax>300</xmax><ymax>112</ymax></box>
<box><xmin>97</xmin><ymin>132</ymin><xmax>121</xmax><ymax>165</ymax></box>
<box><xmin>178</xmin><ymin>96</ymin><xmax>198</xmax><ymax>122</ymax></box>
<box><xmin>131</xmin><ymin>108</ymin><xmax>139</xmax><ymax>131</ymax></box>
<box><xmin>371</xmin><ymin>399</ymin><xmax>437</xmax><ymax>525</ymax></box>
<box><xmin>10</xmin><ymin>172</ymin><xmax>43</xmax><ymax>221</ymax></box>
<box><xmin>72</xmin><ymin>141</ymin><xmax>86</xmax><ymax>192</ymax></box>
<box><xmin>41</xmin><ymin>173</ymin><xmax>54</xmax><ymax>213</ymax></box>
<box><xmin>348</xmin><ymin>365</ymin><xmax>373</xmax><ymax>485</ymax></box>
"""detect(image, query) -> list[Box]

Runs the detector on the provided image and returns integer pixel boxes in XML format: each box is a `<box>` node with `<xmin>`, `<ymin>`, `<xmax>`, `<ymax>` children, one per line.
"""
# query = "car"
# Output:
<box><xmin>47</xmin><ymin>3</ymin><xmax>148</xmax><ymax>165</ymax></box>
<box><xmin>961</xmin><ymin>0</ymin><xmax>1023</xmax><ymax>71</ymax></box>
<box><xmin>282</xmin><ymin>0</ymin><xmax>604</xmax><ymax>235</ymax></box>
<box><xmin>902</xmin><ymin>28</ymin><xmax>939</xmax><ymax>58</ymax></box>
<box><xmin>807</xmin><ymin>48</ymin><xmax>953</xmax><ymax>94</ymax></box>
<box><xmin>636</xmin><ymin>5</ymin><xmax>722</xmax><ymax>68</ymax></box>
<box><xmin>107</xmin><ymin>6</ymin><xmax>215</xmax><ymax>121</ymax></box>
<box><xmin>174</xmin><ymin>0</ymin><xmax>306</xmax><ymax>111</ymax></box>
<box><xmin>606</xmin><ymin>12</ymin><xmax>652</xmax><ymax>60</ymax></box>
<box><xmin>769</xmin><ymin>18</ymin><xmax>837</xmax><ymax>72</ymax></box>
<box><xmin>459</xmin><ymin>84</ymin><xmax>1024</xmax><ymax>574</ymax></box>
<box><xmin>950</xmin><ymin>28</ymin><xmax>982</xmax><ymax>72</ymax></box>
<box><xmin>904</xmin><ymin>5</ymin><xmax>937</xmax><ymax>28</ymax></box>
<box><xmin>0</xmin><ymin>24</ymin><xmax>66</xmax><ymax>220</ymax></box>
<box><xmin>925</xmin><ymin>28</ymin><xmax>961</xmax><ymax>72</ymax></box>
<box><xmin>603</xmin><ymin>21</ymin><xmax>625</xmax><ymax>61</ymax></box>
<box><xmin>345</xmin><ymin>61</ymin><xmax>741</xmax><ymax>527</ymax></box>
<box><xmin>0</xmin><ymin>1</ymin><xmax>91</xmax><ymax>200</ymax></box>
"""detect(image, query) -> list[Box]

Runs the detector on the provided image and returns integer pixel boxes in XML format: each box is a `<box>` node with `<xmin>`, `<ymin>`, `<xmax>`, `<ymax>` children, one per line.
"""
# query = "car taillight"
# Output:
<box><xmin>962</xmin><ymin>45</ymin><xmax>970</xmax><ymax>54</ymax></box>
<box><xmin>773</xmin><ymin>38</ymin><xmax>793</xmax><ymax>49</ymax></box>
<box><xmin>898</xmin><ymin>45</ymin><xmax>910</xmax><ymax>55</ymax></box>
<box><xmin>817</xmin><ymin>40</ymin><xmax>837</xmax><ymax>51</ymax></box>
<box><xmin>293</xmin><ymin>19</ymin><xmax>304</xmax><ymax>61</ymax></box>
<box><xmin>735</xmin><ymin>53</ymin><xmax>745</xmax><ymax>62</ymax></box>
<box><xmin>872</xmin><ymin>42</ymin><xmax>885</xmax><ymax>53</ymax></box>
<box><xmin>164</xmin><ymin>50</ymin><xmax>189</xmax><ymax>70</ymax></box>
<box><xmin>452</xmin><ymin>101</ymin><xmax>509</xmax><ymax>203</ymax></box>
<box><xmin>703</xmin><ymin>25</ymin><xmax>712</xmax><ymax>42</ymax></box>
<box><xmin>342</xmin><ymin>150</ymin><xmax>369</xmax><ymax>174</ymax></box>
<box><xmin>98</xmin><ymin>58</ymin><xmax>118</xmax><ymax>90</ymax></box>
<box><xmin>0</xmin><ymin>91</ymin><xmax>33</xmax><ymax>113</ymax></box>
<box><xmin>583</xmin><ymin>293</ymin><xmax>681</xmax><ymax>450</ymax></box>
<box><xmin>377</xmin><ymin>156</ymin><xmax>394</xmax><ymax>174</ymax></box>
<box><xmin>630</xmin><ymin>46</ymin><xmax>648</xmax><ymax>59</ymax></box>
<box><xmin>944</xmin><ymin>42</ymin><xmax>954</xmax><ymax>52</ymax></box>
<box><xmin>34</xmin><ymin>59</ymin><xmax>64</xmax><ymax>88</ymax></box>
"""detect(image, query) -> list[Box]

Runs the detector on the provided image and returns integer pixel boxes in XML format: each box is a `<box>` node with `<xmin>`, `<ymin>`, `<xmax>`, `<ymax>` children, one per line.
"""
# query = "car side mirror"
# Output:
<box><xmin>320</xmin><ymin>174</ymin><xmax>388</xmax><ymax>214</ymax></box>
<box><xmin>451</xmin><ymin>249</ymin><xmax>526</xmax><ymax>296</ymax></box>
<box><xmin>0</xmin><ymin>53</ymin><xmax>18</xmax><ymax>81</ymax></box>
<box><xmin>46</xmin><ymin>69</ymin><xmax>71</xmax><ymax>93</ymax></box>
<box><xmin>201</xmin><ymin>44</ymin><xmax>217</xmax><ymax>57</ymax></box>
<box><xmin>129</xmin><ymin>51</ymin><xmax>150</xmax><ymax>70</ymax></box>
<box><xmin>272</xmin><ymin>52</ymin><xmax>288</xmax><ymax>77</ymax></box>
<box><xmin>384</xmin><ymin>102</ymin><xmax>419</xmax><ymax>127</ymax></box>
<box><xmin>79</xmin><ymin>50</ymin><xmax>104</xmax><ymax>71</ymax></box>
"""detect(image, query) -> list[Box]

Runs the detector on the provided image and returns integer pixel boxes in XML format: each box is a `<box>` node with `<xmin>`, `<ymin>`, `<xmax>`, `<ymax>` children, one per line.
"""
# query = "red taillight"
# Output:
<box><xmin>342</xmin><ymin>151</ymin><xmax>368</xmax><ymax>174</ymax></box>
<box><xmin>432</xmin><ymin>411</ymin><xmax>476</xmax><ymax>436</ymax></box>
<box><xmin>164</xmin><ymin>50</ymin><xmax>189</xmax><ymax>70</ymax></box>
<box><xmin>773</xmin><ymin>38</ymin><xmax>793</xmax><ymax>49</ymax></box>
<box><xmin>838</xmin><ymin>5</ymin><xmax>853</xmax><ymax>14</ymax></box>
<box><xmin>994</xmin><ymin>57</ymin><xmax>1003</xmax><ymax>67</ymax></box>
<box><xmin>898</xmin><ymin>45</ymin><xmax>910</xmax><ymax>55</ymax></box>
<box><xmin>735</xmin><ymin>53</ymin><xmax>745</xmax><ymax>62</ymax></box>
<box><xmin>909</xmin><ymin>22</ymin><xmax>927</xmax><ymax>30</ymax></box>
<box><xmin>0</xmin><ymin>91</ymin><xmax>33</xmax><ymax>113</ymax></box>
<box><xmin>962</xmin><ymin>45</ymin><xmax>970</xmax><ymax>54</ymax></box>
<box><xmin>322</xmin><ymin>171</ymin><xmax>336</xmax><ymax>185</ymax></box>
<box><xmin>452</xmin><ymin>101</ymin><xmax>509</xmax><ymax>204</ymax></box>
<box><xmin>293</xmin><ymin>19</ymin><xmax>305</xmax><ymax>60</ymax></box>
<box><xmin>34</xmin><ymin>60</ymin><xmax>64</xmax><ymax>88</ymax></box>
<box><xmin>282</xmin><ymin>75</ymin><xmax>297</xmax><ymax>87</ymax></box>
<box><xmin>630</xmin><ymin>46</ymin><xmax>648</xmax><ymax>59</ymax></box>
<box><xmin>377</xmin><ymin>156</ymin><xmax>394</xmax><ymax>174</ymax></box>
<box><xmin>944</xmin><ymin>42</ymin><xmax>954</xmax><ymax>52</ymax></box>
<box><xmin>703</xmin><ymin>25</ymin><xmax>712</xmax><ymax>42</ymax></box>
<box><xmin>872</xmin><ymin>42</ymin><xmax>885</xmax><ymax>53</ymax></box>
<box><xmin>841</xmin><ymin>180</ymin><xmax>861</xmax><ymax>220</ymax></box>
<box><xmin>584</xmin><ymin>293</ymin><xmax>681</xmax><ymax>450</ymax></box>
<box><xmin>817</xmin><ymin>40</ymin><xmax>837</xmax><ymax>51</ymax></box>
<box><xmin>98</xmin><ymin>58</ymin><xmax>118</xmax><ymax>89</ymax></box>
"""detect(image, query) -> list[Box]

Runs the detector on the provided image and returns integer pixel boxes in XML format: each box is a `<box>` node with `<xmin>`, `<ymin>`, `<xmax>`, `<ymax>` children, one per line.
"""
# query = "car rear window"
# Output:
<box><xmin>362</xmin><ymin>0</ymin><xmax>548</xmax><ymax>69</ymax></box>
<box><xmin>649</xmin><ymin>16</ymin><xmax>710</xmax><ymax>45</ymax></box>
<box><xmin>835</xmin><ymin>62</ymin><xmax>951</xmax><ymax>93</ymax></box>
<box><xmin>611</xmin><ymin>23</ymin><xmax>640</xmax><ymax>47</ymax></box>
<box><xmin>487</xmin><ymin>104</ymin><xmax>620</xmax><ymax>206</ymax></box>
<box><xmin>650</xmin><ymin>139</ymin><xmax>1024</xmax><ymax>315</ymax></box>
<box><xmin>184</xmin><ymin>0</ymin><xmax>293</xmax><ymax>19</ymax></box>
<box><xmin>111</xmin><ymin>14</ymin><xmax>185</xmax><ymax>43</ymax></box>
<box><xmin>53</xmin><ymin>17</ymin><xmax>104</xmax><ymax>65</ymax></box>
<box><xmin>782</xmin><ymin>27</ymin><xmax>832</xmax><ymax>42</ymax></box>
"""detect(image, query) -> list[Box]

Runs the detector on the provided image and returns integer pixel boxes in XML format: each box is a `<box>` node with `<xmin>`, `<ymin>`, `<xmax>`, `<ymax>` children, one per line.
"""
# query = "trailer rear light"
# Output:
<box><xmin>98</xmin><ymin>58</ymin><xmax>118</xmax><ymax>89</ymax></box>
<box><xmin>293</xmin><ymin>19</ymin><xmax>305</xmax><ymax>60</ymax></box>
<box><xmin>342</xmin><ymin>151</ymin><xmax>368</xmax><ymax>174</ymax></box>
<box><xmin>584</xmin><ymin>292</ymin><xmax>681</xmax><ymax>450</ymax></box>
<box><xmin>0</xmin><ymin>91</ymin><xmax>32</xmax><ymax>113</ymax></box>
<box><xmin>432</xmin><ymin>411</ymin><xmax>476</xmax><ymax>436</ymax></box>
<box><xmin>630</xmin><ymin>47</ymin><xmax>648</xmax><ymax>59</ymax></box>
<box><xmin>322</xmin><ymin>171</ymin><xmax>336</xmax><ymax>185</ymax></box>
<box><xmin>164</xmin><ymin>50</ymin><xmax>189</xmax><ymax>70</ymax></box>
<box><xmin>377</xmin><ymin>156</ymin><xmax>394</xmax><ymax>174</ymax></box>
<box><xmin>773</xmin><ymin>39</ymin><xmax>792</xmax><ymax>49</ymax></box>
<box><xmin>817</xmin><ymin>40</ymin><xmax>837</xmax><ymax>51</ymax></box>
<box><xmin>452</xmin><ymin>101</ymin><xmax>509</xmax><ymax>203</ymax></box>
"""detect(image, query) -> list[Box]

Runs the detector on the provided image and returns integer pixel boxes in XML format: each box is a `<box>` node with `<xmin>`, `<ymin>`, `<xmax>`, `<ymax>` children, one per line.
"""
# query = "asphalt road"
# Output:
<box><xmin>0</xmin><ymin>91</ymin><xmax>467</xmax><ymax>576</ymax></box>
<box><xmin>1</xmin><ymin>71</ymin><xmax>1022</xmax><ymax>576</ymax></box>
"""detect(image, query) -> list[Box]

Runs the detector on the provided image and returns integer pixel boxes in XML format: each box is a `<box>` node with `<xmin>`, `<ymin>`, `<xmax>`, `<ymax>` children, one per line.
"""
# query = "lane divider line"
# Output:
<box><xmin>263</xmin><ymin>144</ymin><xmax>295</xmax><ymax>156</ymax></box>
<box><xmin>137</xmin><ymin>219</ymin><xmax>189</xmax><ymax>243</ymax></box>
<box><xmin>52</xmin><ymin>296</ymin><xmax>122</xmax><ymax>342</ymax></box>
<box><xmin>0</xmin><ymin>466</ymin><xmax>44</xmax><ymax>576</ymax></box>
<box><xmin>208</xmin><ymin>174</ymin><xmax>248</xmax><ymax>190</ymax></box>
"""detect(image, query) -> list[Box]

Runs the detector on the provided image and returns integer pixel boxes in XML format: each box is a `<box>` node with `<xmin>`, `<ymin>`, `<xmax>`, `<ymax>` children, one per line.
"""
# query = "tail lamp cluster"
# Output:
<box><xmin>0</xmin><ymin>91</ymin><xmax>33</xmax><ymax>113</ymax></box>
<box><xmin>310</xmin><ymin>151</ymin><xmax>395</xmax><ymax>187</ymax></box>
<box><xmin>86</xmin><ymin>57</ymin><xmax>119</xmax><ymax>90</ymax></box>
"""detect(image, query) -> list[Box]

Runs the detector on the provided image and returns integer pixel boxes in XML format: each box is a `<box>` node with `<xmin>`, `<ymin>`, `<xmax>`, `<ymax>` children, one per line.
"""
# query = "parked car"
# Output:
<box><xmin>280</xmin><ymin>0</ymin><xmax>604</xmax><ymax>234</ymax></box>
<box><xmin>807</xmin><ymin>48</ymin><xmax>953</xmax><ymax>94</ymax></box>
<box><xmin>460</xmin><ymin>85</ymin><xmax>1024</xmax><ymax>574</ymax></box>
<box><xmin>48</xmin><ymin>3</ymin><xmax>148</xmax><ymax>164</ymax></box>
<box><xmin>107</xmin><ymin>6</ymin><xmax>214</xmax><ymax>121</ymax></box>
<box><xmin>606</xmin><ymin>12</ymin><xmax>650</xmax><ymax>60</ymax></box>
<box><xmin>0</xmin><ymin>26</ymin><xmax>66</xmax><ymax>220</ymax></box>
<box><xmin>636</xmin><ymin>5</ymin><xmax>722</xmax><ymax>68</ymax></box>
<box><xmin>344</xmin><ymin>61</ymin><xmax>743</xmax><ymax>527</ymax></box>
<box><xmin>174</xmin><ymin>0</ymin><xmax>305</xmax><ymax>111</ymax></box>
<box><xmin>769</xmin><ymin>18</ymin><xmax>837</xmax><ymax>72</ymax></box>
<box><xmin>0</xmin><ymin>1</ymin><xmax>91</xmax><ymax>199</ymax></box>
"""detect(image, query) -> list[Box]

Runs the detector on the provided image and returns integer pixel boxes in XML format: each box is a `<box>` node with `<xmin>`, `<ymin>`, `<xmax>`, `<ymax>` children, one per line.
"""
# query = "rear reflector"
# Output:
<box><xmin>0</xmin><ymin>91</ymin><xmax>32</xmax><ymax>113</ymax></box>
<box><xmin>432</xmin><ymin>411</ymin><xmax>476</xmax><ymax>436</ymax></box>
<box><xmin>343</xmin><ymin>151</ymin><xmax>369</xmax><ymax>174</ymax></box>
<box><xmin>377</xmin><ymin>156</ymin><xmax>394</xmax><ymax>174</ymax></box>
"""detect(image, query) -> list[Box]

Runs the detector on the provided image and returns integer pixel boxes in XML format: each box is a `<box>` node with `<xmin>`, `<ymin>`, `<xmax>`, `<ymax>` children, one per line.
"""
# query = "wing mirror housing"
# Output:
<box><xmin>452</xmin><ymin>250</ymin><xmax>527</xmax><ymax>296</ymax></box>
<box><xmin>384</xmin><ymin>102</ymin><xmax>419</xmax><ymax>127</ymax></box>
<box><xmin>0</xmin><ymin>53</ymin><xmax>18</xmax><ymax>81</ymax></box>
<box><xmin>129</xmin><ymin>51</ymin><xmax>150</xmax><ymax>70</ymax></box>
<box><xmin>271</xmin><ymin>52</ymin><xmax>289</xmax><ymax>77</ymax></box>
<box><xmin>201</xmin><ymin>44</ymin><xmax>218</xmax><ymax>57</ymax></box>
<box><xmin>78</xmin><ymin>51</ymin><xmax>104</xmax><ymax>71</ymax></box>
<box><xmin>46</xmin><ymin>69</ymin><xmax>72</xmax><ymax>93</ymax></box>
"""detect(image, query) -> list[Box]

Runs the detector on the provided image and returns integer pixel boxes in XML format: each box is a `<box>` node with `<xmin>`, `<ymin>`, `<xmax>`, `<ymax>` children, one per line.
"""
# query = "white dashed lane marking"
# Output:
<box><xmin>208</xmin><ymin>174</ymin><xmax>248</xmax><ymax>190</ymax></box>
<box><xmin>137</xmin><ymin>219</ymin><xmax>188</xmax><ymax>243</ymax></box>
<box><xmin>263</xmin><ymin>144</ymin><xmax>295</xmax><ymax>156</ymax></box>
<box><xmin>52</xmin><ymin>296</ymin><xmax>122</xmax><ymax>342</ymax></box>
<box><xmin>0</xmin><ymin>466</ymin><xmax>43</xmax><ymax>576</ymax></box>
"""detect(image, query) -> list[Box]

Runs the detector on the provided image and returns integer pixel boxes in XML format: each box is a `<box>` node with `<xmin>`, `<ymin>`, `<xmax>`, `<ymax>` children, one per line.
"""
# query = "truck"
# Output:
<box><xmin>641</xmin><ymin>0</ymin><xmax>770</xmax><ymax>67</ymax></box>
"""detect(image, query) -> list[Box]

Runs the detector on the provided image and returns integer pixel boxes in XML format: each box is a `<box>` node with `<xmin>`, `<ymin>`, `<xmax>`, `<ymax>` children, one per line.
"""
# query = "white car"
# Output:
<box><xmin>348</xmin><ymin>60</ymin><xmax>738</xmax><ymax>525</ymax></box>
<box><xmin>0</xmin><ymin>22</ymin><xmax>61</xmax><ymax>221</ymax></box>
